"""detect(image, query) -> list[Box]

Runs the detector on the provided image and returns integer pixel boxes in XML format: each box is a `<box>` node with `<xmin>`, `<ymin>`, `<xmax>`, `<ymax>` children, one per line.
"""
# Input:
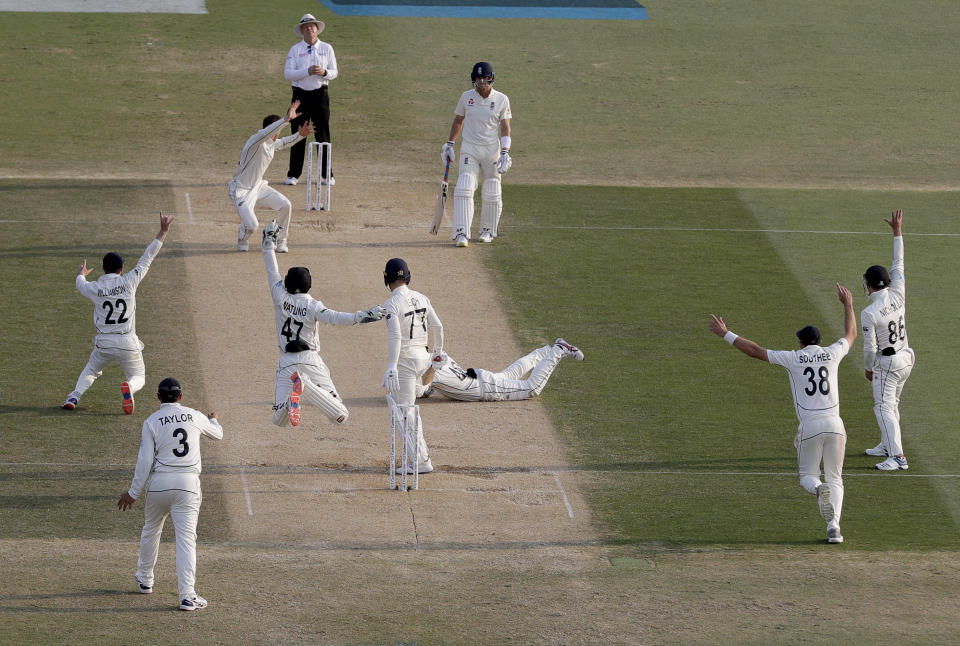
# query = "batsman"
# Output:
<box><xmin>441</xmin><ymin>61</ymin><xmax>512</xmax><ymax>247</ymax></box>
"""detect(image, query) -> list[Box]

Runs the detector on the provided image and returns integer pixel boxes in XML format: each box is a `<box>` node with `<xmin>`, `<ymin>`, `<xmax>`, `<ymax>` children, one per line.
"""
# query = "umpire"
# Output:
<box><xmin>283</xmin><ymin>13</ymin><xmax>337</xmax><ymax>186</ymax></box>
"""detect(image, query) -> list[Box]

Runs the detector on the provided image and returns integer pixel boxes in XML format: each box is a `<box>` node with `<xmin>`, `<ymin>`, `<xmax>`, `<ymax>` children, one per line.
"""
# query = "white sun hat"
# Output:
<box><xmin>294</xmin><ymin>13</ymin><xmax>325</xmax><ymax>37</ymax></box>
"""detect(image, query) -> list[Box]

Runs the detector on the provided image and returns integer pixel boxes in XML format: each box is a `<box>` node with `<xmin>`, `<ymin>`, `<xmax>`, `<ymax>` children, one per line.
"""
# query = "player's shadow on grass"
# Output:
<box><xmin>0</xmin><ymin>589</ymin><xmax>174</xmax><ymax>613</ymax></box>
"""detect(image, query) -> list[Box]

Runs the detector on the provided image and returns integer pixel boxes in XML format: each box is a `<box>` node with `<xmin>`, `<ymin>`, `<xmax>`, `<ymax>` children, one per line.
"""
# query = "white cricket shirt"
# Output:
<box><xmin>284</xmin><ymin>39</ymin><xmax>338</xmax><ymax>90</ymax></box>
<box><xmin>231</xmin><ymin>118</ymin><xmax>301</xmax><ymax>192</ymax></box>
<box><xmin>861</xmin><ymin>236</ymin><xmax>908</xmax><ymax>370</ymax></box>
<box><xmin>767</xmin><ymin>338</ymin><xmax>850</xmax><ymax>423</ymax></box>
<box><xmin>455</xmin><ymin>88</ymin><xmax>512</xmax><ymax>147</ymax></box>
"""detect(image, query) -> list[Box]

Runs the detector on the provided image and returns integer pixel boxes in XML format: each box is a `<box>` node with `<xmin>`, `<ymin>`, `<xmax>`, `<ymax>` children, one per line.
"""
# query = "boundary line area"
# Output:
<box><xmin>0</xmin><ymin>0</ymin><xmax>207</xmax><ymax>12</ymax></box>
<box><xmin>318</xmin><ymin>0</ymin><xmax>648</xmax><ymax>20</ymax></box>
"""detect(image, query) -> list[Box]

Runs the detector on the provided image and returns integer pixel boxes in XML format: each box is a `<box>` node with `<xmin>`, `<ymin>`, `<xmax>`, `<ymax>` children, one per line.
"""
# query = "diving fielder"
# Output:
<box><xmin>709</xmin><ymin>283</ymin><xmax>858</xmax><ymax>545</ymax></box>
<box><xmin>442</xmin><ymin>61</ymin><xmax>512</xmax><ymax>247</ymax></box>
<box><xmin>230</xmin><ymin>100</ymin><xmax>313</xmax><ymax>252</ymax></box>
<box><xmin>261</xmin><ymin>221</ymin><xmax>384</xmax><ymax>427</ymax></box>
<box><xmin>61</xmin><ymin>213</ymin><xmax>172</xmax><ymax>414</ymax></box>
<box><xmin>381</xmin><ymin>258</ymin><xmax>443</xmax><ymax>474</ymax></box>
<box><xmin>861</xmin><ymin>209</ymin><xmax>915</xmax><ymax>471</ymax></box>
<box><xmin>117</xmin><ymin>378</ymin><xmax>222</xmax><ymax>611</ymax></box>
<box><xmin>418</xmin><ymin>339</ymin><xmax>584</xmax><ymax>401</ymax></box>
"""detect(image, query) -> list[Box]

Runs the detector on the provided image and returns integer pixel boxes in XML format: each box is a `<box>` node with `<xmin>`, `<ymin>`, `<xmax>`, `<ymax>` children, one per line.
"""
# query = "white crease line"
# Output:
<box><xmin>552</xmin><ymin>471</ymin><xmax>575</xmax><ymax>519</ymax></box>
<box><xmin>239</xmin><ymin>466</ymin><xmax>253</xmax><ymax>516</ymax></box>
<box><xmin>510</xmin><ymin>225</ymin><xmax>960</xmax><ymax>237</ymax></box>
<box><xmin>184</xmin><ymin>192</ymin><xmax>194</xmax><ymax>224</ymax></box>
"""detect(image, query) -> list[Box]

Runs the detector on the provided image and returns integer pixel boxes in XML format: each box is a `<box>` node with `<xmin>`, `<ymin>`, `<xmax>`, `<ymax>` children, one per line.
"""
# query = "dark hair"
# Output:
<box><xmin>263</xmin><ymin>114</ymin><xmax>282</xmax><ymax>129</ymax></box>
<box><xmin>796</xmin><ymin>325</ymin><xmax>822</xmax><ymax>346</ymax></box>
<box><xmin>157</xmin><ymin>377</ymin><xmax>182</xmax><ymax>403</ymax></box>
<box><xmin>102</xmin><ymin>252</ymin><xmax>124</xmax><ymax>273</ymax></box>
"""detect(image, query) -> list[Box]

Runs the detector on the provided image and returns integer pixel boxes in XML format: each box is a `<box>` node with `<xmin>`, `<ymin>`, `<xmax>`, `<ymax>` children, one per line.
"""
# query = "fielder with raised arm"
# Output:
<box><xmin>230</xmin><ymin>100</ymin><xmax>313</xmax><ymax>252</ymax></box>
<box><xmin>117</xmin><ymin>378</ymin><xmax>222</xmax><ymax>611</ymax></box>
<box><xmin>261</xmin><ymin>221</ymin><xmax>384</xmax><ymax>427</ymax></box>
<box><xmin>709</xmin><ymin>283</ymin><xmax>857</xmax><ymax>545</ymax></box>
<box><xmin>861</xmin><ymin>209</ymin><xmax>916</xmax><ymax>471</ymax></box>
<box><xmin>417</xmin><ymin>339</ymin><xmax>584</xmax><ymax>401</ymax></box>
<box><xmin>62</xmin><ymin>213</ymin><xmax>172</xmax><ymax>414</ymax></box>
<box><xmin>381</xmin><ymin>258</ymin><xmax>443</xmax><ymax>474</ymax></box>
<box><xmin>441</xmin><ymin>61</ymin><xmax>512</xmax><ymax>247</ymax></box>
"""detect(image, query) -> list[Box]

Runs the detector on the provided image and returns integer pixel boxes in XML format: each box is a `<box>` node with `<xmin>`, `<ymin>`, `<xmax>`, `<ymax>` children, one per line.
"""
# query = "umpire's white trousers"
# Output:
<box><xmin>136</xmin><ymin>473</ymin><xmax>202</xmax><ymax>599</ymax></box>
<box><xmin>230</xmin><ymin>179</ymin><xmax>292</xmax><ymax>243</ymax></box>
<box><xmin>71</xmin><ymin>338</ymin><xmax>146</xmax><ymax>398</ymax></box>
<box><xmin>872</xmin><ymin>348</ymin><xmax>915</xmax><ymax>457</ymax></box>
<box><xmin>795</xmin><ymin>416</ymin><xmax>846</xmax><ymax>522</ymax></box>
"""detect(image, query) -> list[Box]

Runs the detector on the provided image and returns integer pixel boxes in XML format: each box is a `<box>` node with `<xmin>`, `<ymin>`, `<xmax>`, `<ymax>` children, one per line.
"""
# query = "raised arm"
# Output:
<box><xmin>709</xmin><ymin>314</ymin><xmax>769</xmax><ymax>362</ymax></box>
<box><xmin>155</xmin><ymin>212</ymin><xmax>173</xmax><ymax>243</ymax></box>
<box><xmin>836</xmin><ymin>283</ymin><xmax>857</xmax><ymax>347</ymax></box>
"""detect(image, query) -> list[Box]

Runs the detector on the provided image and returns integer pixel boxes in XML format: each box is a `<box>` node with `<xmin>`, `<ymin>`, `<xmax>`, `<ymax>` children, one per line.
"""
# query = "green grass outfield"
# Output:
<box><xmin>493</xmin><ymin>184</ymin><xmax>960</xmax><ymax>550</ymax></box>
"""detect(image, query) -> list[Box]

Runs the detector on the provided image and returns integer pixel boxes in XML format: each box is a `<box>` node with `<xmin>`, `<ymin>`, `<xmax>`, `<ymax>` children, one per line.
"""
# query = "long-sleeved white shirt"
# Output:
<box><xmin>284</xmin><ymin>39</ymin><xmax>338</xmax><ymax>91</ymax></box>
<box><xmin>382</xmin><ymin>284</ymin><xmax>443</xmax><ymax>367</ymax></box>
<box><xmin>263</xmin><ymin>246</ymin><xmax>358</xmax><ymax>352</ymax></box>
<box><xmin>861</xmin><ymin>236</ymin><xmax>908</xmax><ymax>369</ymax></box>
<box><xmin>231</xmin><ymin>118</ymin><xmax>302</xmax><ymax>193</ymax></box>
<box><xmin>76</xmin><ymin>238</ymin><xmax>162</xmax><ymax>349</ymax></box>
<box><xmin>127</xmin><ymin>402</ymin><xmax>223</xmax><ymax>499</ymax></box>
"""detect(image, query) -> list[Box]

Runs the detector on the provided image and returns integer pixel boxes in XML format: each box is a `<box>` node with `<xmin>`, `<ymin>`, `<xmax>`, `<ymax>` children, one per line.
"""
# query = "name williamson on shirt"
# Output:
<box><xmin>98</xmin><ymin>286</ymin><xmax>129</xmax><ymax>297</ymax></box>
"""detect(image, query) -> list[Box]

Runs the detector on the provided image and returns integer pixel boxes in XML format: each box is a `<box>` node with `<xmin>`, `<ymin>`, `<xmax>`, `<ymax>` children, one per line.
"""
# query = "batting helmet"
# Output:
<box><xmin>471</xmin><ymin>61</ymin><xmax>494</xmax><ymax>83</ymax></box>
<box><xmin>796</xmin><ymin>325</ymin><xmax>822</xmax><ymax>347</ymax></box>
<box><xmin>863</xmin><ymin>265</ymin><xmax>890</xmax><ymax>290</ymax></box>
<box><xmin>157</xmin><ymin>377</ymin><xmax>182</xmax><ymax>402</ymax></box>
<box><xmin>383</xmin><ymin>258</ymin><xmax>411</xmax><ymax>286</ymax></box>
<box><xmin>102</xmin><ymin>252</ymin><xmax>124</xmax><ymax>274</ymax></box>
<box><xmin>284</xmin><ymin>267</ymin><xmax>312</xmax><ymax>294</ymax></box>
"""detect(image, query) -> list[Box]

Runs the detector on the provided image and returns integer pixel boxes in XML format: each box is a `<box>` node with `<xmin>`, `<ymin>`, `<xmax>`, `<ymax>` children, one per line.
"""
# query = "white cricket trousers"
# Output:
<box><xmin>872</xmin><ymin>348</ymin><xmax>915</xmax><ymax>457</ymax></box>
<box><xmin>395</xmin><ymin>348</ymin><xmax>430</xmax><ymax>464</ymax></box>
<box><xmin>230</xmin><ymin>179</ymin><xmax>292</xmax><ymax>243</ymax></box>
<box><xmin>71</xmin><ymin>341</ymin><xmax>145</xmax><ymax>398</ymax></box>
<box><xmin>795</xmin><ymin>416</ymin><xmax>846</xmax><ymax>522</ymax></box>
<box><xmin>452</xmin><ymin>141</ymin><xmax>501</xmax><ymax>240</ymax></box>
<box><xmin>136</xmin><ymin>473</ymin><xmax>202</xmax><ymax>599</ymax></box>
<box><xmin>489</xmin><ymin>345</ymin><xmax>564</xmax><ymax>401</ymax></box>
<box><xmin>272</xmin><ymin>350</ymin><xmax>348</xmax><ymax>425</ymax></box>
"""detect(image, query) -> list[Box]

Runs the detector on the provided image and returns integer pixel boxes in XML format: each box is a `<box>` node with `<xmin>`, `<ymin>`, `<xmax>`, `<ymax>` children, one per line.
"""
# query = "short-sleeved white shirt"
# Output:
<box><xmin>455</xmin><ymin>88</ymin><xmax>511</xmax><ymax>147</ymax></box>
<box><xmin>767</xmin><ymin>338</ymin><xmax>849</xmax><ymax>423</ymax></box>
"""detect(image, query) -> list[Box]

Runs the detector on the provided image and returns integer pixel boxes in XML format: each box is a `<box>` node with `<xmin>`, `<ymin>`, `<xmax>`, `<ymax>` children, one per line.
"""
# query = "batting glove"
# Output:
<box><xmin>382</xmin><ymin>366</ymin><xmax>400</xmax><ymax>394</ymax></box>
<box><xmin>497</xmin><ymin>150</ymin><xmax>512</xmax><ymax>174</ymax></box>
<box><xmin>441</xmin><ymin>141</ymin><xmax>456</xmax><ymax>165</ymax></box>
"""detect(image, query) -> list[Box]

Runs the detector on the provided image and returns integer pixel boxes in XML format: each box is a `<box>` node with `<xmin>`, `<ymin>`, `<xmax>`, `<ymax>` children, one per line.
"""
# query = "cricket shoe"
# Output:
<box><xmin>179</xmin><ymin>595</ymin><xmax>207</xmax><ymax>611</ymax></box>
<box><xmin>555</xmin><ymin>338</ymin><xmax>585</xmax><ymax>361</ymax></box>
<box><xmin>321</xmin><ymin>177</ymin><xmax>335</xmax><ymax>186</ymax></box>
<box><xmin>284</xmin><ymin>177</ymin><xmax>298</xmax><ymax>185</ymax></box>
<box><xmin>121</xmin><ymin>382</ymin><xmax>134</xmax><ymax>415</ymax></box>
<box><xmin>478</xmin><ymin>229</ymin><xmax>494</xmax><ymax>243</ymax></box>
<box><xmin>237</xmin><ymin>225</ymin><xmax>249</xmax><ymax>252</ymax></box>
<box><xmin>876</xmin><ymin>456</ymin><xmax>909</xmax><ymax>471</ymax></box>
<box><xmin>455</xmin><ymin>234</ymin><xmax>469</xmax><ymax>248</ymax></box>
<box><xmin>288</xmin><ymin>372</ymin><xmax>303</xmax><ymax>427</ymax></box>
<box><xmin>817</xmin><ymin>483</ymin><xmax>835</xmax><ymax>524</ymax></box>
<box><xmin>135</xmin><ymin>576</ymin><xmax>152</xmax><ymax>594</ymax></box>
<box><xmin>864</xmin><ymin>443</ymin><xmax>888</xmax><ymax>457</ymax></box>
<box><xmin>827</xmin><ymin>524</ymin><xmax>844</xmax><ymax>544</ymax></box>
<box><xmin>395</xmin><ymin>459</ymin><xmax>434</xmax><ymax>475</ymax></box>
<box><xmin>62</xmin><ymin>396</ymin><xmax>78</xmax><ymax>410</ymax></box>
<box><xmin>276</xmin><ymin>241</ymin><xmax>289</xmax><ymax>253</ymax></box>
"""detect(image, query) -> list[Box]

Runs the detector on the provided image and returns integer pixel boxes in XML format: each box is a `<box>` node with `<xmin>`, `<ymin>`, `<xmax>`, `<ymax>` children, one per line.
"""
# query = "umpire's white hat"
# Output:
<box><xmin>294</xmin><ymin>13</ymin><xmax>325</xmax><ymax>36</ymax></box>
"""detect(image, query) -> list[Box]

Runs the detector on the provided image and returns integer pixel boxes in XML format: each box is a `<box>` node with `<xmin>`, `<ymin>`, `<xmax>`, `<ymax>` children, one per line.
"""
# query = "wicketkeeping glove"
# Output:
<box><xmin>497</xmin><ymin>150</ymin><xmax>512</xmax><ymax>174</ymax></box>
<box><xmin>382</xmin><ymin>366</ymin><xmax>400</xmax><ymax>394</ymax></box>
<box><xmin>441</xmin><ymin>141</ymin><xmax>456</xmax><ymax>165</ymax></box>
<box><xmin>262</xmin><ymin>219</ymin><xmax>283</xmax><ymax>247</ymax></box>
<box><xmin>355</xmin><ymin>305</ymin><xmax>387</xmax><ymax>324</ymax></box>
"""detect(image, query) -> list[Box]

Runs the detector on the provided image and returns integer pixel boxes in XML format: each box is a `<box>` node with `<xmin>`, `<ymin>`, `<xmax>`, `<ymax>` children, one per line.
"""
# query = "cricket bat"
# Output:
<box><xmin>429</xmin><ymin>159</ymin><xmax>451</xmax><ymax>235</ymax></box>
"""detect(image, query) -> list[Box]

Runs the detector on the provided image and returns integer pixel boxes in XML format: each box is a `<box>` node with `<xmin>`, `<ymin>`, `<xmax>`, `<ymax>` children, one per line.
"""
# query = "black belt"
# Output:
<box><xmin>294</xmin><ymin>86</ymin><xmax>328</xmax><ymax>92</ymax></box>
<box><xmin>285</xmin><ymin>340</ymin><xmax>312</xmax><ymax>353</ymax></box>
<box><xmin>881</xmin><ymin>347</ymin><xmax>897</xmax><ymax>356</ymax></box>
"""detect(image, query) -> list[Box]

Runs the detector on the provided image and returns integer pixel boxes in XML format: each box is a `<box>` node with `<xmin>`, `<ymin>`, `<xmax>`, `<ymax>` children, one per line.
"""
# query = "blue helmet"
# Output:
<box><xmin>284</xmin><ymin>266</ymin><xmax>312</xmax><ymax>294</ymax></box>
<box><xmin>384</xmin><ymin>258</ymin><xmax>411</xmax><ymax>286</ymax></box>
<box><xmin>471</xmin><ymin>61</ymin><xmax>494</xmax><ymax>84</ymax></box>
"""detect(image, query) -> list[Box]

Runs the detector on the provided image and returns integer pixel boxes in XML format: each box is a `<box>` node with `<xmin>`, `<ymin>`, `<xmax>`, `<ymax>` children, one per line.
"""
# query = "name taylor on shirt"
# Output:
<box><xmin>159</xmin><ymin>413</ymin><xmax>194</xmax><ymax>425</ymax></box>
